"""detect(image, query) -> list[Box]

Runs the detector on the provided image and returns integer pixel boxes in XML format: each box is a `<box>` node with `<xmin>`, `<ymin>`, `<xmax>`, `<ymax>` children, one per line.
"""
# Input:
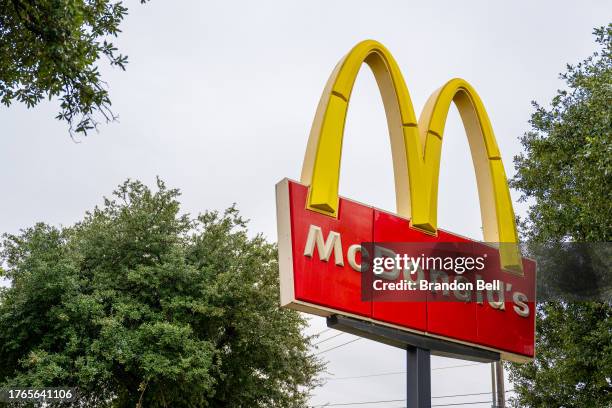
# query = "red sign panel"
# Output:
<box><xmin>277</xmin><ymin>179</ymin><xmax>536</xmax><ymax>362</ymax></box>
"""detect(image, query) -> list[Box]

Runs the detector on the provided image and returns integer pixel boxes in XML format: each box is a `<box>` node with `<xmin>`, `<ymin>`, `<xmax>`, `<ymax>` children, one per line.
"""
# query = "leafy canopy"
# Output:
<box><xmin>508</xmin><ymin>302</ymin><xmax>611</xmax><ymax>407</ymax></box>
<box><xmin>508</xmin><ymin>24</ymin><xmax>612</xmax><ymax>408</ymax></box>
<box><xmin>0</xmin><ymin>0</ymin><xmax>147</xmax><ymax>136</ymax></box>
<box><xmin>511</xmin><ymin>24</ymin><xmax>612</xmax><ymax>242</ymax></box>
<box><xmin>0</xmin><ymin>179</ymin><xmax>323</xmax><ymax>407</ymax></box>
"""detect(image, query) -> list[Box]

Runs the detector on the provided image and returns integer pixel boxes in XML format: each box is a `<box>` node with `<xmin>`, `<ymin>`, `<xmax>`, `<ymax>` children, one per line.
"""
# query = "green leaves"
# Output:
<box><xmin>508</xmin><ymin>303</ymin><xmax>612</xmax><ymax>407</ymax></box>
<box><xmin>508</xmin><ymin>24</ymin><xmax>612</xmax><ymax>408</ymax></box>
<box><xmin>0</xmin><ymin>0</ymin><xmax>148</xmax><ymax>136</ymax></box>
<box><xmin>511</xmin><ymin>24</ymin><xmax>612</xmax><ymax>243</ymax></box>
<box><xmin>0</xmin><ymin>179</ymin><xmax>323</xmax><ymax>407</ymax></box>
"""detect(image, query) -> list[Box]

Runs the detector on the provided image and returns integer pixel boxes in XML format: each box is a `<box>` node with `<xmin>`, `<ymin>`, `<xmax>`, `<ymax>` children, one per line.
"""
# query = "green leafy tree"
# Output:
<box><xmin>508</xmin><ymin>24</ymin><xmax>612</xmax><ymax>407</ymax></box>
<box><xmin>511</xmin><ymin>24</ymin><xmax>611</xmax><ymax>242</ymax></box>
<box><xmin>0</xmin><ymin>0</ymin><xmax>148</xmax><ymax>136</ymax></box>
<box><xmin>0</xmin><ymin>179</ymin><xmax>323</xmax><ymax>407</ymax></box>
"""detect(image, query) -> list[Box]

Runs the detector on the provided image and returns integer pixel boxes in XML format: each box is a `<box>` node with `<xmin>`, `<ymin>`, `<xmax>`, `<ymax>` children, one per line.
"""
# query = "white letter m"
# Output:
<box><xmin>303</xmin><ymin>225</ymin><xmax>344</xmax><ymax>267</ymax></box>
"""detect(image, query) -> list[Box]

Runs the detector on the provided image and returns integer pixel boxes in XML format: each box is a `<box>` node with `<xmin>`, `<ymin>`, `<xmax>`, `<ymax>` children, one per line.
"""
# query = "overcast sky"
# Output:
<box><xmin>1</xmin><ymin>1</ymin><xmax>610</xmax><ymax>407</ymax></box>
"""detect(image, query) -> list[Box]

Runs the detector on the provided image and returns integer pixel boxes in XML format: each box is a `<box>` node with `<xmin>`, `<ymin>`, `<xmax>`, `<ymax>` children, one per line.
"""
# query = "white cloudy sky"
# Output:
<box><xmin>1</xmin><ymin>1</ymin><xmax>610</xmax><ymax>407</ymax></box>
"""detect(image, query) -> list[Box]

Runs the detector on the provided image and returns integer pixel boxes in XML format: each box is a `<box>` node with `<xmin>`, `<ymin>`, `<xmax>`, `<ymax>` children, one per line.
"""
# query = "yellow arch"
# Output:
<box><xmin>300</xmin><ymin>40</ymin><xmax>521</xmax><ymax>272</ymax></box>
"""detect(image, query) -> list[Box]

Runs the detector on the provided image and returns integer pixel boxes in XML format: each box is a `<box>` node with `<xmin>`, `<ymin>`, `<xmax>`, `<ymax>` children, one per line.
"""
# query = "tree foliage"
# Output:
<box><xmin>0</xmin><ymin>0</ymin><xmax>147</xmax><ymax>136</ymax></box>
<box><xmin>0</xmin><ymin>179</ymin><xmax>323</xmax><ymax>407</ymax></box>
<box><xmin>511</xmin><ymin>24</ymin><xmax>612</xmax><ymax>242</ymax></box>
<box><xmin>508</xmin><ymin>25</ymin><xmax>612</xmax><ymax>408</ymax></box>
<box><xmin>508</xmin><ymin>302</ymin><xmax>611</xmax><ymax>407</ymax></box>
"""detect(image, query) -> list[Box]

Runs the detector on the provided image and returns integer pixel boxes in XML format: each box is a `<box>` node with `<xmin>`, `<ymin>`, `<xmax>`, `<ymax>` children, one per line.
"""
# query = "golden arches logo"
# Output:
<box><xmin>300</xmin><ymin>40</ymin><xmax>522</xmax><ymax>272</ymax></box>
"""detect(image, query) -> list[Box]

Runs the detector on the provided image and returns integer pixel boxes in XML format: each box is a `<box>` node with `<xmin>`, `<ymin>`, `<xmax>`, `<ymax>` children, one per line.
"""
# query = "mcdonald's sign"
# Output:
<box><xmin>276</xmin><ymin>40</ymin><xmax>536</xmax><ymax>362</ymax></box>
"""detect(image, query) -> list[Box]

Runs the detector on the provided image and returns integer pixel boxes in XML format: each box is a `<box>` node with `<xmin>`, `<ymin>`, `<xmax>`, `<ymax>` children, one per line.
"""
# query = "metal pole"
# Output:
<box><xmin>491</xmin><ymin>361</ymin><xmax>505</xmax><ymax>408</ymax></box>
<box><xmin>495</xmin><ymin>361</ymin><xmax>506</xmax><ymax>407</ymax></box>
<box><xmin>491</xmin><ymin>362</ymin><xmax>497</xmax><ymax>408</ymax></box>
<box><xmin>406</xmin><ymin>347</ymin><xmax>431</xmax><ymax>408</ymax></box>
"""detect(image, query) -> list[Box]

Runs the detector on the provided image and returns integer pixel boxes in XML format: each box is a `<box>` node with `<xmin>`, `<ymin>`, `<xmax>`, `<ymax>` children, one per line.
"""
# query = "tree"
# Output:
<box><xmin>508</xmin><ymin>302</ymin><xmax>610</xmax><ymax>407</ymax></box>
<box><xmin>0</xmin><ymin>179</ymin><xmax>323</xmax><ymax>407</ymax></box>
<box><xmin>0</xmin><ymin>0</ymin><xmax>148</xmax><ymax>136</ymax></box>
<box><xmin>511</xmin><ymin>24</ymin><xmax>611</xmax><ymax>243</ymax></box>
<box><xmin>508</xmin><ymin>24</ymin><xmax>612</xmax><ymax>407</ymax></box>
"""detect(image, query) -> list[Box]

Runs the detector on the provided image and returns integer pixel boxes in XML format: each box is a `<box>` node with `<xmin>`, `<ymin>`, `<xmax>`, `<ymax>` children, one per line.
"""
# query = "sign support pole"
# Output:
<box><xmin>491</xmin><ymin>361</ymin><xmax>506</xmax><ymax>407</ymax></box>
<box><xmin>406</xmin><ymin>346</ymin><xmax>431</xmax><ymax>408</ymax></box>
<box><xmin>326</xmin><ymin>315</ymin><xmax>501</xmax><ymax>408</ymax></box>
